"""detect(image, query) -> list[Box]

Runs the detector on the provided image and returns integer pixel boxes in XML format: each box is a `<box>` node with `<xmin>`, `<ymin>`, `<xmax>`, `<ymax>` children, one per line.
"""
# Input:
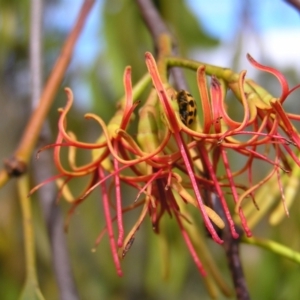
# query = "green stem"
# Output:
<box><xmin>166</xmin><ymin>56</ymin><xmax>238</xmax><ymax>82</ymax></box>
<box><xmin>18</xmin><ymin>175</ymin><xmax>38</xmax><ymax>282</ymax></box>
<box><xmin>166</xmin><ymin>56</ymin><xmax>276</xmax><ymax>108</ymax></box>
<box><xmin>18</xmin><ymin>175</ymin><xmax>45</xmax><ymax>300</ymax></box>
<box><xmin>156</xmin><ymin>34</ymin><xmax>174</xmax><ymax>83</ymax></box>
<box><xmin>242</xmin><ymin>235</ymin><xmax>300</xmax><ymax>264</ymax></box>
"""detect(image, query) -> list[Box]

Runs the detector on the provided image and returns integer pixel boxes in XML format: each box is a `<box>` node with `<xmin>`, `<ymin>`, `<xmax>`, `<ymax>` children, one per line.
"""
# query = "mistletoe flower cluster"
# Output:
<box><xmin>31</xmin><ymin>52</ymin><xmax>300</xmax><ymax>277</ymax></box>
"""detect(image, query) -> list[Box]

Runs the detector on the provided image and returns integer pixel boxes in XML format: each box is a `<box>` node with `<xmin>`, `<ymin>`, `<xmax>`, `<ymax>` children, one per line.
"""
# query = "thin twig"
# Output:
<box><xmin>136</xmin><ymin>0</ymin><xmax>188</xmax><ymax>90</ymax></box>
<box><xmin>29</xmin><ymin>0</ymin><xmax>81</xmax><ymax>299</ymax></box>
<box><xmin>0</xmin><ymin>0</ymin><xmax>95</xmax><ymax>189</ymax></box>
<box><xmin>33</xmin><ymin>143</ymin><xmax>79</xmax><ymax>300</ymax></box>
<box><xmin>211</xmin><ymin>193</ymin><xmax>250</xmax><ymax>300</ymax></box>
<box><xmin>136</xmin><ymin>1</ymin><xmax>251</xmax><ymax>298</ymax></box>
<box><xmin>30</xmin><ymin>0</ymin><xmax>43</xmax><ymax>109</ymax></box>
<box><xmin>284</xmin><ymin>0</ymin><xmax>300</xmax><ymax>12</ymax></box>
<box><xmin>136</xmin><ymin>0</ymin><xmax>169</xmax><ymax>41</ymax></box>
<box><xmin>223</xmin><ymin>227</ymin><xmax>250</xmax><ymax>300</ymax></box>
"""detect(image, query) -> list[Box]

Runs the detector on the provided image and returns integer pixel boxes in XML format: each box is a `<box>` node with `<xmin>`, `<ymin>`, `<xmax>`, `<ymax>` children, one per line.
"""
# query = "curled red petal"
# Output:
<box><xmin>247</xmin><ymin>53</ymin><xmax>289</xmax><ymax>102</ymax></box>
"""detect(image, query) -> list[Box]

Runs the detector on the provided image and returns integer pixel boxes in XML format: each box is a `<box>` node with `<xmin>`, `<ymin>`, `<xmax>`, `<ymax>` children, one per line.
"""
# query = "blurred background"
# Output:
<box><xmin>1</xmin><ymin>0</ymin><xmax>300</xmax><ymax>299</ymax></box>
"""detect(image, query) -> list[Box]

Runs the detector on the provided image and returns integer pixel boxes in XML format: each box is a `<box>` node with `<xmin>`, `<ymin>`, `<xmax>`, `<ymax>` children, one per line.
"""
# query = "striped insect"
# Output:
<box><xmin>176</xmin><ymin>90</ymin><xmax>197</xmax><ymax>127</ymax></box>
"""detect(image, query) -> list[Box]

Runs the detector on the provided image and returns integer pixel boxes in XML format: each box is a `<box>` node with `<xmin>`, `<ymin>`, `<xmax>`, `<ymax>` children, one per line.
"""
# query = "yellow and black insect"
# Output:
<box><xmin>176</xmin><ymin>90</ymin><xmax>197</xmax><ymax>126</ymax></box>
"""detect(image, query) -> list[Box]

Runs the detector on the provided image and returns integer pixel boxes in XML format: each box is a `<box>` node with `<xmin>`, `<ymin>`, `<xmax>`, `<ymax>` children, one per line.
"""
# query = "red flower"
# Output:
<box><xmin>31</xmin><ymin>52</ymin><xmax>300</xmax><ymax>278</ymax></box>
